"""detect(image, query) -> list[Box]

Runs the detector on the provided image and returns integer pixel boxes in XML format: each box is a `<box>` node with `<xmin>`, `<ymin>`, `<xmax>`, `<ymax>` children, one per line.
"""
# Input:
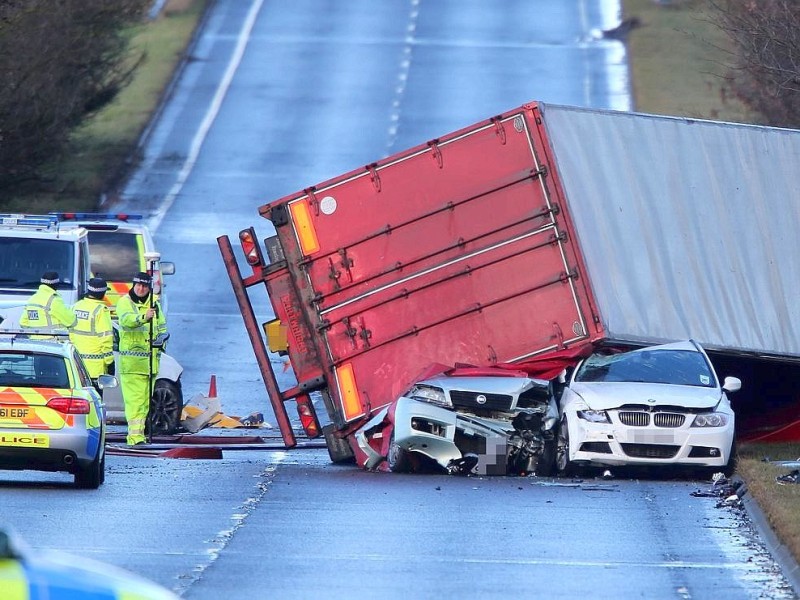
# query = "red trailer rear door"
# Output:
<box><xmin>269</xmin><ymin>108</ymin><xmax>598</xmax><ymax>422</ymax></box>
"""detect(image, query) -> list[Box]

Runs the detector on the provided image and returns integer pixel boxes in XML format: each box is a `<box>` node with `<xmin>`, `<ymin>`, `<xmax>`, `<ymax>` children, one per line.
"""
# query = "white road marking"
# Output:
<box><xmin>149</xmin><ymin>0</ymin><xmax>265</xmax><ymax>235</ymax></box>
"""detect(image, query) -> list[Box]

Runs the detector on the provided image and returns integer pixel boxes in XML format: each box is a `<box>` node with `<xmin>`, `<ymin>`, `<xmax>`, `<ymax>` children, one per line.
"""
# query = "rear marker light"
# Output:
<box><xmin>288</xmin><ymin>199</ymin><xmax>320</xmax><ymax>255</ymax></box>
<box><xmin>337</xmin><ymin>363</ymin><xmax>362</xmax><ymax>421</ymax></box>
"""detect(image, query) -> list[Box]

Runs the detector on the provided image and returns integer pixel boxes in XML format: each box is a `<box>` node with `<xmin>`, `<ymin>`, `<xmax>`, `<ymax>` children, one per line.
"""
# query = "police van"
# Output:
<box><xmin>0</xmin><ymin>214</ymin><xmax>91</xmax><ymax>317</ymax></box>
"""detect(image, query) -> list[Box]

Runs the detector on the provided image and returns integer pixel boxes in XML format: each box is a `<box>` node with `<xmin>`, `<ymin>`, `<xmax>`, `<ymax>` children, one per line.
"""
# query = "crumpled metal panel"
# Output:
<box><xmin>541</xmin><ymin>104</ymin><xmax>800</xmax><ymax>358</ymax></box>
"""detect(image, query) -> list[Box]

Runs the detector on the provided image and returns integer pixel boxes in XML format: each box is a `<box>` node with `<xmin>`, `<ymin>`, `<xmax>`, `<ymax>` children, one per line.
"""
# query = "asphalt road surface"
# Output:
<box><xmin>3</xmin><ymin>1</ymin><xmax>797</xmax><ymax>598</ymax></box>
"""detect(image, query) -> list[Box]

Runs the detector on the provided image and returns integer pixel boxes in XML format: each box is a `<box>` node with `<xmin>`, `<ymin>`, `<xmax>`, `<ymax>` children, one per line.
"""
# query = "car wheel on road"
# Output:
<box><xmin>387</xmin><ymin>432</ymin><xmax>411</xmax><ymax>473</ymax></box>
<box><xmin>556</xmin><ymin>415</ymin><xmax>574</xmax><ymax>476</ymax></box>
<box><xmin>148</xmin><ymin>379</ymin><xmax>183</xmax><ymax>436</ymax></box>
<box><xmin>723</xmin><ymin>438</ymin><xmax>738</xmax><ymax>477</ymax></box>
<box><xmin>75</xmin><ymin>449</ymin><xmax>104</xmax><ymax>489</ymax></box>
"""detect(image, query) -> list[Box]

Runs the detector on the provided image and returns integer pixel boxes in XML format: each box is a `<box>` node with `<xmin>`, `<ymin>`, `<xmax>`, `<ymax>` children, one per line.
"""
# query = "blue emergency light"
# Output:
<box><xmin>49</xmin><ymin>212</ymin><xmax>143</xmax><ymax>222</ymax></box>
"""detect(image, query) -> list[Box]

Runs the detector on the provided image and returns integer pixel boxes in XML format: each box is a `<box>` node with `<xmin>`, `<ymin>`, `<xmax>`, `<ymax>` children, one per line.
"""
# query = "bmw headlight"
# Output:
<box><xmin>692</xmin><ymin>413</ymin><xmax>728</xmax><ymax>428</ymax></box>
<box><xmin>577</xmin><ymin>410</ymin><xmax>610</xmax><ymax>424</ymax></box>
<box><xmin>408</xmin><ymin>385</ymin><xmax>451</xmax><ymax>408</ymax></box>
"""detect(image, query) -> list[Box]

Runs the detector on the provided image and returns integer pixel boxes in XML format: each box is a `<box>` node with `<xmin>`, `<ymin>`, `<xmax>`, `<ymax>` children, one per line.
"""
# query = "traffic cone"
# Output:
<box><xmin>208</xmin><ymin>375</ymin><xmax>217</xmax><ymax>398</ymax></box>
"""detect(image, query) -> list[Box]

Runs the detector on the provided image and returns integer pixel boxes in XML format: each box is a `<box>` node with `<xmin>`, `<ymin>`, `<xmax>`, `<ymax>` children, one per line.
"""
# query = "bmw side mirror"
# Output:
<box><xmin>722</xmin><ymin>376</ymin><xmax>741</xmax><ymax>394</ymax></box>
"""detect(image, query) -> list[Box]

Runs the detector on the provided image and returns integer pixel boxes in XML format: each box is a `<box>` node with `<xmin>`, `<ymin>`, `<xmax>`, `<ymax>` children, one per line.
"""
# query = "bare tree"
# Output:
<box><xmin>710</xmin><ymin>0</ymin><xmax>800</xmax><ymax>127</ymax></box>
<box><xmin>0</xmin><ymin>0</ymin><xmax>149</xmax><ymax>190</ymax></box>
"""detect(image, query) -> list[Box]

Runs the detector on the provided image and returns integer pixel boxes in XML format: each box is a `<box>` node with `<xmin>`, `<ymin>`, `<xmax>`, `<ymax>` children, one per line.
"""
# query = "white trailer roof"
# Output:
<box><xmin>540</xmin><ymin>103</ymin><xmax>800</xmax><ymax>358</ymax></box>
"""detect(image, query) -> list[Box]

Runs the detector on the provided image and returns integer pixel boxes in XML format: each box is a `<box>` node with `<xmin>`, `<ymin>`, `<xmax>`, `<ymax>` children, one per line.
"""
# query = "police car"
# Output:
<box><xmin>0</xmin><ymin>526</ymin><xmax>178</xmax><ymax>599</ymax></box>
<box><xmin>51</xmin><ymin>213</ymin><xmax>175</xmax><ymax>317</ymax></box>
<box><xmin>0</xmin><ymin>330</ymin><xmax>114</xmax><ymax>488</ymax></box>
<box><xmin>0</xmin><ymin>214</ymin><xmax>91</xmax><ymax>312</ymax></box>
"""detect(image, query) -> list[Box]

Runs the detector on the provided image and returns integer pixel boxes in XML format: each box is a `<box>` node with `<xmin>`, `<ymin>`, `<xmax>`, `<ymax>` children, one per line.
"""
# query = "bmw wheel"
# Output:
<box><xmin>148</xmin><ymin>379</ymin><xmax>183</xmax><ymax>436</ymax></box>
<box><xmin>722</xmin><ymin>438</ymin><xmax>738</xmax><ymax>477</ymax></box>
<box><xmin>555</xmin><ymin>415</ymin><xmax>573</xmax><ymax>475</ymax></box>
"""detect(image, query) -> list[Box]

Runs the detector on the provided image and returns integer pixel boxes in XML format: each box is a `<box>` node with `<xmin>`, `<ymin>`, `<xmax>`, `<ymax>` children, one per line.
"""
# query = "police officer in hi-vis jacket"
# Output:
<box><xmin>69</xmin><ymin>277</ymin><xmax>114</xmax><ymax>382</ymax></box>
<box><xmin>116</xmin><ymin>272</ymin><xmax>167</xmax><ymax>446</ymax></box>
<box><xmin>20</xmin><ymin>271</ymin><xmax>77</xmax><ymax>332</ymax></box>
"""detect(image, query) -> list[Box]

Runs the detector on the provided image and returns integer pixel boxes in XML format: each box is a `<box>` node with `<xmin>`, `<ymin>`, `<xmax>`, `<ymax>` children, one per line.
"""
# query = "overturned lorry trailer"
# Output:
<box><xmin>219</xmin><ymin>101</ymin><xmax>800</xmax><ymax>460</ymax></box>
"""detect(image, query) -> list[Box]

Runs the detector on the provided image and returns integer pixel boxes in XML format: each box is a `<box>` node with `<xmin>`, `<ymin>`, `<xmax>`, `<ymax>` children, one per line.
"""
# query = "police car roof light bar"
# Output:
<box><xmin>0</xmin><ymin>214</ymin><xmax>59</xmax><ymax>229</ymax></box>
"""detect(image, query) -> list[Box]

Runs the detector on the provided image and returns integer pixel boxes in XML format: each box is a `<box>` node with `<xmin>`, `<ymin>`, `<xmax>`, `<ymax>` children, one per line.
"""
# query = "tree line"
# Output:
<box><xmin>711</xmin><ymin>0</ymin><xmax>800</xmax><ymax>128</ymax></box>
<box><xmin>0</xmin><ymin>0</ymin><xmax>149</xmax><ymax>192</ymax></box>
<box><xmin>0</xmin><ymin>0</ymin><xmax>798</xmax><ymax>197</ymax></box>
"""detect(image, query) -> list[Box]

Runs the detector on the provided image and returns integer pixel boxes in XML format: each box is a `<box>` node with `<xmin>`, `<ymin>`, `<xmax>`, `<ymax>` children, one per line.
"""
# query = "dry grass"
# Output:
<box><xmin>624</xmin><ymin>0</ymin><xmax>760</xmax><ymax>123</ymax></box>
<box><xmin>738</xmin><ymin>443</ymin><xmax>800</xmax><ymax>563</ymax></box>
<box><xmin>623</xmin><ymin>0</ymin><xmax>800</xmax><ymax>568</ymax></box>
<box><xmin>1</xmin><ymin>1</ymin><xmax>207</xmax><ymax>213</ymax></box>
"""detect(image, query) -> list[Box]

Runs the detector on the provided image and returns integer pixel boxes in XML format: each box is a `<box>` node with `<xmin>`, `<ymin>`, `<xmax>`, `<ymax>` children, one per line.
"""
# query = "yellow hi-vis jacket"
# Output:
<box><xmin>116</xmin><ymin>293</ymin><xmax>167</xmax><ymax>375</ymax></box>
<box><xmin>19</xmin><ymin>285</ymin><xmax>77</xmax><ymax>330</ymax></box>
<box><xmin>69</xmin><ymin>297</ymin><xmax>114</xmax><ymax>378</ymax></box>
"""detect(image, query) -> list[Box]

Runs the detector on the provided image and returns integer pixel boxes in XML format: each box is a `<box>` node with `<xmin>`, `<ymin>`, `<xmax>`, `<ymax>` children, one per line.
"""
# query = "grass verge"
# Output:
<box><xmin>739</xmin><ymin>443</ymin><xmax>800</xmax><ymax>565</ymax></box>
<box><xmin>624</xmin><ymin>0</ymin><xmax>800</xmax><ymax>571</ymax></box>
<box><xmin>1</xmin><ymin>0</ymin><xmax>207</xmax><ymax>213</ymax></box>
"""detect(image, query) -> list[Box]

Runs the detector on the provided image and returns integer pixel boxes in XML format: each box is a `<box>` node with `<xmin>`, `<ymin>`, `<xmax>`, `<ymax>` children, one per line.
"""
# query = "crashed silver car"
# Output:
<box><xmin>353</xmin><ymin>368</ymin><xmax>559</xmax><ymax>476</ymax></box>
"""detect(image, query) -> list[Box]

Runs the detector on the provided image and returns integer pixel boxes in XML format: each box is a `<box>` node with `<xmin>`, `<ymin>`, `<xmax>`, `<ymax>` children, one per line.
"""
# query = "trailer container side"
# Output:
<box><xmin>220</xmin><ymin>101</ymin><xmax>800</xmax><ymax>456</ymax></box>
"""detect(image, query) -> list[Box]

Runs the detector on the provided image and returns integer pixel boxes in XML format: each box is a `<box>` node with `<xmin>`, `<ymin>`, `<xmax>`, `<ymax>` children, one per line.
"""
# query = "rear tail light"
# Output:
<box><xmin>47</xmin><ymin>397</ymin><xmax>90</xmax><ymax>414</ymax></box>
<box><xmin>296</xmin><ymin>394</ymin><xmax>321</xmax><ymax>438</ymax></box>
<box><xmin>239</xmin><ymin>228</ymin><xmax>265</xmax><ymax>267</ymax></box>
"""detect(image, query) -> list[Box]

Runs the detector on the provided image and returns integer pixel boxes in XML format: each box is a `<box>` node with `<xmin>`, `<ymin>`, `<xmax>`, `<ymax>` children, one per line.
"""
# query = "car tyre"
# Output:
<box><xmin>536</xmin><ymin>437</ymin><xmax>557</xmax><ymax>476</ymax></box>
<box><xmin>723</xmin><ymin>438</ymin><xmax>738</xmax><ymax>477</ymax></box>
<box><xmin>148</xmin><ymin>379</ymin><xmax>183</xmax><ymax>436</ymax></box>
<box><xmin>75</xmin><ymin>449</ymin><xmax>104</xmax><ymax>489</ymax></box>
<box><xmin>555</xmin><ymin>415</ymin><xmax>576</xmax><ymax>476</ymax></box>
<box><xmin>387</xmin><ymin>432</ymin><xmax>412</xmax><ymax>473</ymax></box>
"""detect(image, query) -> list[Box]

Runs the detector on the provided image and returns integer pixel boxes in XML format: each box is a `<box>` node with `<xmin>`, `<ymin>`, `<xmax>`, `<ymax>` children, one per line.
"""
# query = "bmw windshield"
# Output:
<box><xmin>574</xmin><ymin>349</ymin><xmax>717</xmax><ymax>388</ymax></box>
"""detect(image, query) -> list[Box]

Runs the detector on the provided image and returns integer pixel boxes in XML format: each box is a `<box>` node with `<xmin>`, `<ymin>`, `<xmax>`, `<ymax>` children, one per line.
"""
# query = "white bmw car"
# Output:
<box><xmin>556</xmin><ymin>340</ymin><xmax>741</xmax><ymax>475</ymax></box>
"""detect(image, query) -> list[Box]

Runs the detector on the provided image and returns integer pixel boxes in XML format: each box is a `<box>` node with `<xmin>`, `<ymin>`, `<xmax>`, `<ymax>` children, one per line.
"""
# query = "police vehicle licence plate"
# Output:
<box><xmin>0</xmin><ymin>407</ymin><xmax>30</xmax><ymax>419</ymax></box>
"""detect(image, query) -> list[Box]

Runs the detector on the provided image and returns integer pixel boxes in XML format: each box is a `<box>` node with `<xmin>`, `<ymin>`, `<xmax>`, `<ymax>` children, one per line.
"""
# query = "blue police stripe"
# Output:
<box><xmin>24</xmin><ymin>561</ymin><xmax>118</xmax><ymax>599</ymax></box>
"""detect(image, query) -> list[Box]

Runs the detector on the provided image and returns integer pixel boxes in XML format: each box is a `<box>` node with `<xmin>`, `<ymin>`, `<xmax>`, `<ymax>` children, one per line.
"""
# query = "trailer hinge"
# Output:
<box><xmin>367</xmin><ymin>163</ymin><xmax>381</xmax><ymax>192</ymax></box>
<box><xmin>428</xmin><ymin>139</ymin><xmax>443</xmax><ymax>168</ymax></box>
<box><xmin>558</xmin><ymin>269</ymin><xmax>579</xmax><ymax>284</ymax></box>
<box><xmin>550</xmin><ymin>230</ymin><xmax>568</xmax><ymax>244</ymax></box>
<box><xmin>317</xmin><ymin>318</ymin><xmax>331</xmax><ymax>332</ymax></box>
<box><xmin>359</xmin><ymin>317</ymin><xmax>372</xmax><ymax>348</ymax></box>
<box><xmin>327</xmin><ymin>256</ymin><xmax>342</xmax><ymax>290</ymax></box>
<box><xmin>338</xmin><ymin>248</ymin><xmax>354</xmax><ymax>283</ymax></box>
<box><xmin>342</xmin><ymin>317</ymin><xmax>358</xmax><ymax>348</ymax></box>
<box><xmin>532</xmin><ymin>165</ymin><xmax>548</xmax><ymax>179</ymax></box>
<box><xmin>552</xmin><ymin>322</ymin><xmax>565</xmax><ymax>349</ymax></box>
<box><xmin>492</xmin><ymin>117</ymin><xmax>507</xmax><ymax>145</ymax></box>
<box><xmin>305</xmin><ymin>186</ymin><xmax>320</xmax><ymax>216</ymax></box>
